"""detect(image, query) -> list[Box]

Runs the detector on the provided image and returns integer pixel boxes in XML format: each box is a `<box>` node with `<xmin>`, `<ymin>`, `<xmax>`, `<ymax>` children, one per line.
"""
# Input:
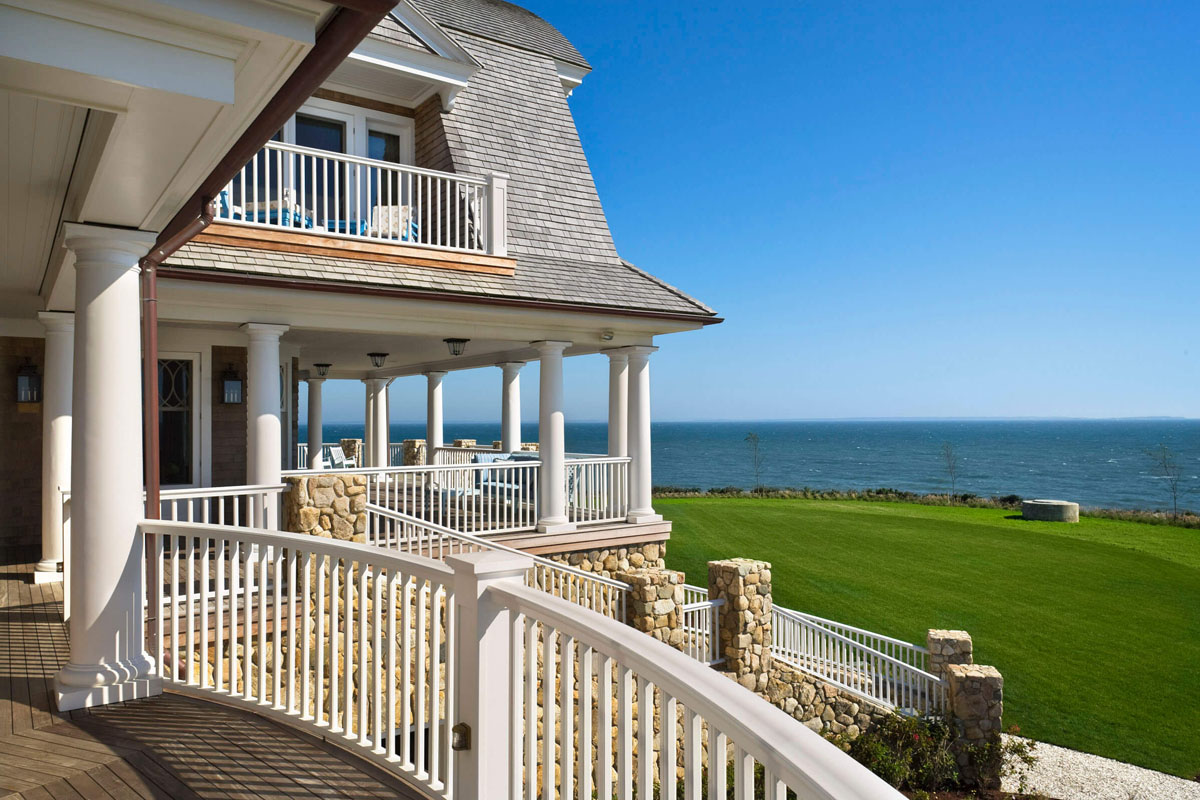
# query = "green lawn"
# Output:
<box><xmin>658</xmin><ymin>497</ymin><xmax>1200</xmax><ymax>778</ymax></box>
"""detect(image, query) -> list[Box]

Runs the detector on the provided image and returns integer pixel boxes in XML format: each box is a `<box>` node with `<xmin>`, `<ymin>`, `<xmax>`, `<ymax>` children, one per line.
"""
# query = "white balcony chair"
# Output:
<box><xmin>369</xmin><ymin>204</ymin><xmax>418</xmax><ymax>242</ymax></box>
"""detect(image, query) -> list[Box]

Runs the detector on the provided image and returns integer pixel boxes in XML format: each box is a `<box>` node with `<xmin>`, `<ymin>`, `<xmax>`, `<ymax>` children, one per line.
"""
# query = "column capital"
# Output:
<box><xmin>623</xmin><ymin>345</ymin><xmax>659</xmax><ymax>359</ymax></box>
<box><xmin>603</xmin><ymin>348</ymin><xmax>629</xmax><ymax>364</ymax></box>
<box><xmin>530</xmin><ymin>340</ymin><xmax>571</xmax><ymax>355</ymax></box>
<box><xmin>38</xmin><ymin>311</ymin><xmax>75</xmax><ymax>333</ymax></box>
<box><xmin>305</xmin><ymin>376</ymin><xmax>326</xmax><ymax>386</ymax></box>
<box><xmin>240</xmin><ymin>322</ymin><xmax>289</xmax><ymax>341</ymax></box>
<box><xmin>62</xmin><ymin>222</ymin><xmax>156</xmax><ymax>263</ymax></box>
<box><xmin>498</xmin><ymin>361</ymin><xmax>525</xmax><ymax>372</ymax></box>
<box><xmin>424</xmin><ymin>370</ymin><xmax>448</xmax><ymax>379</ymax></box>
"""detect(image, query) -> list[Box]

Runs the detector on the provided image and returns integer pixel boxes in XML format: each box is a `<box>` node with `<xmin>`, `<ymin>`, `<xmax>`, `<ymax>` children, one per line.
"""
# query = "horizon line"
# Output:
<box><xmin>309</xmin><ymin>415</ymin><xmax>1199</xmax><ymax>425</ymax></box>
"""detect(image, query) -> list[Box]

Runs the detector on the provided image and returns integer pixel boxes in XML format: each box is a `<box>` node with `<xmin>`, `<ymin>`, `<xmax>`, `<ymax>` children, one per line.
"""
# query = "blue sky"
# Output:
<box><xmin>314</xmin><ymin>1</ymin><xmax>1199</xmax><ymax>423</ymax></box>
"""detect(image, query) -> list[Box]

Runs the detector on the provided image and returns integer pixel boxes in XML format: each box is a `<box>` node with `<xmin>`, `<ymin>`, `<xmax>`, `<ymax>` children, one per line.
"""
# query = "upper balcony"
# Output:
<box><xmin>212</xmin><ymin>139</ymin><xmax>511</xmax><ymax>272</ymax></box>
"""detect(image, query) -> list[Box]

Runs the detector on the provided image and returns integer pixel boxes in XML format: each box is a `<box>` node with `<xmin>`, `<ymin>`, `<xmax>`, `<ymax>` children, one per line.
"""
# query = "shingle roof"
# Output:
<box><xmin>368</xmin><ymin>13</ymin><xmax>435</xmax><ymax>54</ymax></box>
<box><xmin>166</xmin><ymin>242</ymin><xmax>713</xmax><ymax>317</ymax></box>
<box><xmin>409</xmin><ymin>0</ymin><xmax>589</xmax><ymax>69</ymax></box>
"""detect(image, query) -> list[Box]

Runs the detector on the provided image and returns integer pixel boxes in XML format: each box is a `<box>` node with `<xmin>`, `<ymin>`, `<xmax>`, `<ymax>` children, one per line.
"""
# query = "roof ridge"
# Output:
<box><xmin>619</xmin><ymin>259</ymin><xmax>716</xmax><ymax>316</ymax></box>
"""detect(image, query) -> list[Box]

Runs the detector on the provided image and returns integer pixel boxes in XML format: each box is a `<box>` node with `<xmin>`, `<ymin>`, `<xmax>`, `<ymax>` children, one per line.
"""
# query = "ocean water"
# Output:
<box><xmin>301</xmin><ymin>419</ymin><xmax>1200</xmax><ymax>511</ymax></box>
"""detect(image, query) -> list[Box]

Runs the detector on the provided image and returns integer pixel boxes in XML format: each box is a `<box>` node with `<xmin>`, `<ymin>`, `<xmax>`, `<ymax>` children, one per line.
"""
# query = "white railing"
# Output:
<box><xmin>680</xmin><ymin>583</ymin><xmax>724</xmax><ymax>666</ymax></box>
<box><xmin>772</xmin><ymin>606</ymin><xmax>947</xmax><ymax>715</ymax></box>
<box><xmin>143</xmin><ymin>520</ymin><xmax>456</xmax><ymax>799</ymax></box>
<box><xmin>296</xmin><ymin>443</ymin><xmax>335</xmax><ymax>468</ymax></box>
<box><xmin>365</xmin><ymin>503</ymin><xmax>627</xmax><ymax>620</ymax></box>
<box><xmin>218</xmin><ymin>140</ymin><xmax>506</xmax><ymax>256</ymax></box>
<box><xmin>388</xmin><ymin>442</ymin><xmax>404</xmax><ymax>466</ymax></box>
<box><xmin>367</xmin><ymin>462</ymin><xmax>540</xmax><ymax>535</ymax></box>
<box><xmin>782</xmin><ymin>607</ymin><xmax>931</xmax><ymax>673</ymax></box>
<box><xmin>565</xmin><ymin>456</ymin><xmax>630</xmax><ymax>525</ymax></box>
<box><xmin>431</xmin><ymin>445</ymin><xmax>502</xmax><ymax>466</ymax></box>
<box><xmin>491</xmin><ymin>580</ymin><xmax>903</xmax><ymax>800</ymax></box>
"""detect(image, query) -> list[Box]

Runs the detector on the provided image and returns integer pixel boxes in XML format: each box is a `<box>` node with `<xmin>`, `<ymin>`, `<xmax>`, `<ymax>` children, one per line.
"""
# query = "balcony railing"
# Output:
<box><xmin>218</xmin><ymin>140</ymin><xmax>508</xmax><ymax>256</ymax></box>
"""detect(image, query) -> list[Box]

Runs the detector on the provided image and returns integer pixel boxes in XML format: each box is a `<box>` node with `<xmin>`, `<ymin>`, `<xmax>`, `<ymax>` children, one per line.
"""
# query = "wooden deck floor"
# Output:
<box><xmin>0</xmin><ymin>552</ymin><xmax>422</xmax><ymax>800</ymax></box>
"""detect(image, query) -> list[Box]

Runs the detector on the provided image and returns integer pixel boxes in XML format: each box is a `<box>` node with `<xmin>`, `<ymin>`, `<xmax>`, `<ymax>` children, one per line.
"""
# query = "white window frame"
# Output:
<box><xmin>290</xmin><ymin>97</ymin><xmax>414</xmax><ymax>164</ymax></box>
<box><xmin>158</xmin><ymin>350</ymin><xmax>204</xmax><ymax>490</ymax></box>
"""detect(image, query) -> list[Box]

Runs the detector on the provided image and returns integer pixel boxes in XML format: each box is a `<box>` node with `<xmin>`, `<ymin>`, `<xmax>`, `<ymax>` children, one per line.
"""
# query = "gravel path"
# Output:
<box><xmin>1002</xmin><ymin>735</ymin><xmax>1200</xmax><ymax>800</ymax></box>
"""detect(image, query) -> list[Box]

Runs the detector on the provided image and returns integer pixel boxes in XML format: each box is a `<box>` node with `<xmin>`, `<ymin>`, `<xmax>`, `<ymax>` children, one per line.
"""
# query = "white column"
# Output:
<box><xmin>448</xmin><ymin>550</ymin><xmax>532</xmax><ymax>796</ymax></box>
<box><xmin>362</xmin><ymin>379</ymin><xmax>375</xmax><ymax>468</ymax></box>
<box><xmin>369</xmin><ymin>378</ymin><xmax>389</xmax><ymax>467</ymax></box>
<box><xmin>606</xmin><ymin>350</ymin><xmax>629</xmax><ymax>458</ymax></box>
<box><xmin>425</xmin><ymin>371</ymin><xmax>445</xmax><ymax>464</ymax></box>
<box><xmin>499</xmin><ymin>362</ymin><xmax>524</xmax><ymax>452</ymax></box>
<box><xmin>626</xmin><ymin>345</ymin><xmax>661</xmax><ymax>523</ymax></box>
<box><xmin>306</xmin><ymin>378</ymin><xmax>324</xmax><ymax>470</ymax></box>
<box><xmin>54</xmin><ymin>223</ymin><xmax>159</xmax><ymax>711</ymax></box>
<box><xmin>243</xmin><ymin>322</ymin><xmax>288</xmax><ymax>527</ymax></box>
<box><xmin>533</xmin><ymin>341</ymin><xmax>573</xmax><ymax>533</ymax></box>
<box><xmin>35</xmin><ymin>312</ymin><xmax>73</xmax><ymax>583</ymax></box>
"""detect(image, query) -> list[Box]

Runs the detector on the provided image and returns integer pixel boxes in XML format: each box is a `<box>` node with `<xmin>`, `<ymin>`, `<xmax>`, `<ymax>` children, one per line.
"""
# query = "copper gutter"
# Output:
<box><xmin>156</xmin><ymin>267</ymin><xmax>725</xmax><ymax>326</ymax></box>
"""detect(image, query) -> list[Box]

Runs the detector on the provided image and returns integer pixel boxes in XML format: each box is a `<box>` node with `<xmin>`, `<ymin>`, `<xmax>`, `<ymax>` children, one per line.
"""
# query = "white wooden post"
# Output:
<box><xmin>449</xmin><ymin>550</ymin><xmax>532</xmax><ymax>798</ymax></box>
<box><xmin>306</xmin><ymin>377</ymin><xmax>324</xmax><ymax>470</ymax></box>
<box><xmin>606</xmin><ymin>349</ymin><xmax>629</xmax><ymax>458</ymax></box>
<box><xmin>367</xmin><ymin>377</ymin><xmax>389</xmax><ymax>468</ymax></box>
<box><xmin>36</xmin><ymin>311</ymin><xmax>73</xmax><ymax>583</ymax></box>
<box><xmin>244</xmin><ymin>323</ymin><xmax>288</xmax><ymax>528</ymax></box>
<box><xmin>55</xmin><ymin>223</ymin><xmax>160</xmax><ymax>711</ymax></box>
<box><xmin>533</xmin><ymin>341</ymin><xmax>573</xmax><ymax>533</ymax></box>
<box><xmin>426</xmin><ymin>371</ymin><xmax>446</xmax><ymax>464</ymax></box>
<box><xmin>362</xmin><ymin>379</ymin><xmax>375</xmax><ymax>468</ymax></box>
<box><xmin>499</xmin><ymin>362</ymin><xmax>523</xmax><ymax>452</ymax></box>
<box><xmin>626</xmin><ymin>346</ymin><xmax>661</xmax><ymax>523</ymax></box>
<box><xmin>485</xmin><ymin>171</ymin><xmax>509</xmax><ymax>258</ymax></box>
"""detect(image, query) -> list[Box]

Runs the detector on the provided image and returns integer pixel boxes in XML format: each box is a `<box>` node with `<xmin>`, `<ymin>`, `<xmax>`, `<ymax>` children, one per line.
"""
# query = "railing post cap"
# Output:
<box><xmin>446</xmin><ymin>550</ymin><xmax>533</xmax><ymax>579</ymax></box>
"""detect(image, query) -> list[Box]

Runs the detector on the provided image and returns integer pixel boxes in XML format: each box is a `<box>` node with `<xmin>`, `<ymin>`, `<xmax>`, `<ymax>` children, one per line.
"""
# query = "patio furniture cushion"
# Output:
<box><xmin>369</xmin><ymin>204</ymin><xmax>419</xmax><ymax>241</ymax></box>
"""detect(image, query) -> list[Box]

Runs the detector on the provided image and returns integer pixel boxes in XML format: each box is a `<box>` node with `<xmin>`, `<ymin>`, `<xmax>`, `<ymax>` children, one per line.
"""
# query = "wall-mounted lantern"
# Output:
<box><xmin>444</xmin><ymin>338</ymin><xmax>469</xmax><ymax>357</ymax></box>
<box><xmin>221</xmin><ymin>364</ymin><xmax>243</xmax><ymax>404</ymax></box>
<box><xmin>16</xmin><ymin>361</ymin><xmax>41</xmax><ymax>404</ymax></box>
<box><xmin>368</xmin><ymin>352</ymin><xmax>388</xmax><ymax>368</ymax></box>
<box><xmin>314</xmin><ymin>363</ymin><xmax>331</xmax><ymax>378</ymax></box>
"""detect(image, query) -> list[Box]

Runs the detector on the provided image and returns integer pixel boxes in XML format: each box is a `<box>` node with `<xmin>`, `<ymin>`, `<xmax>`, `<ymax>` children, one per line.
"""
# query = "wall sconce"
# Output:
<box><xmin>368</xmin><ymin>352</ymin><xmax>389</xmax><ymax>368</ymax></box>
<box><xmin>600</xmin><ymin>329</ymin><xmax>615</xmax><ymax>342</ymax></box>
<box><xmin>444</xmin><ymin>338</ymin><xmax>469</xmax><ymax>357</ymax></box>
<box><xmin>16</xmin><ymin>361</ymin><xmax>41</xmax><ymax>404</ymax></box>
<box><xmin>314</xmin><ymin>363</ymin><xmax>331</xmax><ymax>378</ymax></box>
<box><xmin>221</xmin><ymin>365</ymin><xmax>243</xmax><ymax>404</ymax></box>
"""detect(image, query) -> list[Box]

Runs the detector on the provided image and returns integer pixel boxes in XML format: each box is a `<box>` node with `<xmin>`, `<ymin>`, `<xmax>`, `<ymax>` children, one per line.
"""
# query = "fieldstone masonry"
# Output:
<box><xmin>616</xmin><ymin>567</ymin><xmax>685</xmax><ymax>649</ymax></box>
<box><xmin>708</xmin><ymin>558</ymin><xmax>772</xmax><ymax>692</ymax></box>
<box><xmin>927</xmin><ymin>629</ymin><xmax>974</xmax><ymax>680</ymax></box>
<box><xmin>401</xmin><ymin>439</ymin><xmax>426</xmax><ymax>466</ymax></box>
<box><xmin>283</xmin><ymin>474</ymin><xmax>368</xmax><ymax>541</ymax></box>
<box><xmin>947</xmin><ymin>664</ymin><xmax>1004</xmax><ymax>788</ymax></box>
<box><xmin>451</xmin><ymin>438</ymin><xmax>476</xmax><ymax>448</ymax></box>
<box><xmin>339</xmin><ymin>438</ymin><xmax>362</xmax><ymax>465</ymax></box>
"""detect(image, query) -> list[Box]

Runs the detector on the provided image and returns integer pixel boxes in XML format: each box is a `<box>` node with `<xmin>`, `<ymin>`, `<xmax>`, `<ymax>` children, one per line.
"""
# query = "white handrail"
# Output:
<box><xmin>493</xmin><ymin>581</ymin><xmax>904</xmax><ymax>799</ymax></box>
<box><xmin>367</xmin><ymin>461</ymin><xmax>541</xmax><ymax>535</ymax></box>
<box><xmin>366</xmin><ymin>503</ymin><xmax>628</xmax><ymax>620</ymax></box>
<box><xmin>565</xmin><ymin>456</ymin><xmax>631</xmax><ymax>525</ymax></box>
<box><xmin>217</xmin><ymin>139</ymin><xmax>501</xmax><ymax>255</ymax></box>
<box><xmin>141</xmin><ymin>519</ymin><xmax>456</xmax><ymax>798</ymax></box>
<box><xmin>772</xmin><ymin>606</ymin><xmax>947</xmax><ymax>715</ymax></box>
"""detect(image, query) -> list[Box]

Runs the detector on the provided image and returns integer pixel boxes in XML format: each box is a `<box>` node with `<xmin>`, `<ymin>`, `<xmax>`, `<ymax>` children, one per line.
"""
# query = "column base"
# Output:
<box><xmin>536</xmin><ymin>519</ymin><xmax>577</xmax><ymax>534</ymax></box>
<box><xmin>626</xmin><ymin>511</ymin><xmax>663</xmax><ymax>524</ymax></box>
<box><xmin>33</xmin><ymin>560</ymin><xmax>64</xmax><ymax>584</ymax></box>
<box><xmin>54</xmin><ymin>655</ymin><xmax>161</xmax><ymax>712</ymax></box>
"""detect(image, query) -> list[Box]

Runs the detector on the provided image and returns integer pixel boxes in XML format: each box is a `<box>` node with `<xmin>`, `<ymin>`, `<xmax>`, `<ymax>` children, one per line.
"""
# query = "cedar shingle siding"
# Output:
<box><xmin>367</xmin><ymin>14</ymin><xmax>435</xmax><ymax>54</ymax></box>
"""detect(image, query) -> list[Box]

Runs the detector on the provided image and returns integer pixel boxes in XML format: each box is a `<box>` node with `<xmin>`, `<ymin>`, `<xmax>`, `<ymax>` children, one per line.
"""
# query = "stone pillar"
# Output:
<box><xmin>708</xmin><ymin>558</ymin><xmax>772</xmax><ymax>692</ymax></box>
<box><xmin>402</xmin><ymin>439</ymin><xmax>426</xmax><ymax>466</ymax></box>
<box><xmin>452</xmin><ymin>438</ymin><xmax>477</xmax><ymax>448</ymax></box>
<box><xmin>243</xmin><ymin>323</ymin><xmax>288</xmax><ymax>526</ymax></box>
<box><xmin>368</xmin><ymin>377</ymin><xmax>389</xmax><ymax>467</ymax></box>
<box><xmin>606</xmin><ymin>350</ymin><xmax>628</xmax><ymax>457</ymax></box>
<box><xmin>306</xmin><ymin>377</ymin><xmax>324</xmax><ymax>470</ymax></box>
<box><xmin>927</xmin><ymin>629</ymin><xmax>973</xmax><ymax>680</ymax></box>
<box><xmin>339</xmin><ymin>438</ymin><xmax>362</xmax><ymax>466</ymax></box>
<box><xmin>626</xmin><ymin>346</ymin><xmax>660</xmax><ymax>523</ymax></box>
<box><xmin>55</xmin><ymin>223</ymin><xmax>160</xmax><ymax>711</ymax></box>
<box><xmin>425</xmin><ymin>371</ymin><xmax>445</xmax><ymax>464</ymax></box>
<box><xmin>616</xmin><ymin>567</ymin><xmax>685</xmax><ymax>650</ymax></box>
<box><xmin>533</xmin><ymin>341</ymin><xmax>573</xmax><ymax>533</ymax></box>
<box><xmin>362</xmin><ymin>379</ymin><xmax>375</xmax><ymax>468</ymax></box>
<box><xmin>499</xmin><ymin>361</ymin><xmax>523</xmax><ymax>452</ymax></box>
<box><xmin>947</xmin><ymin>664</ymin><xmax>1004</xmax><ymax>788</ymax></box>
<box><xmin>36</xmin><ymin>311</ymin><xmax>73</xmax><ymax>583</ymax></box>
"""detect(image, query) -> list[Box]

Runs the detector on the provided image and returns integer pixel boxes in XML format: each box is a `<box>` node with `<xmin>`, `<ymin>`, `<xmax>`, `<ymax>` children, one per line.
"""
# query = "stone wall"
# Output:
<box><xmin>947</xmin><ymin>664</ymin><xmax>1004</xmax><ymax>788</ymax></box>
<box><xmin>709</xmin><ymin>558</ymin><xmax>772</xmax><ymax>692</ymax></box>
<box><xmin>0</xmin><ymin>336</ymin><xmax>44</xmax><ymax>548</ymax></box>
<box><xmin>545</xmin><ymin>542</ymin><xmax>665</xmax><ymax>579</ymax></box>
<box><xmin>339</xmin><ymin>439</ymin><xmax>363</xmax><ymax>465</ymax></box>
<box><xmin>210</xmin><ymin>345</ymin><xmax>247</xmax><ymax>486</ymax></box>
<box><xmin>283</xmin><ymin>474</ymin><xmax>368</xmax><ymax>541</ymax></box>
<box><xmin>615</xmin><ymin>567</ymin><xmax>685</xmax><ymax>649</ymax></box>
<box><xmin>927</xmin><ymin>629</ymin><xmax>973</xmax><ymax>680</ymax></box>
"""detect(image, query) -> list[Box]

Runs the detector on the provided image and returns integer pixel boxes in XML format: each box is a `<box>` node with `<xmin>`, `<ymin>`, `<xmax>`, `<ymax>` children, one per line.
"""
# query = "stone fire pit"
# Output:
<box><xmin>1021</xmin><ymin>499</ymin><xmax>1080</xmax><ymax>523</ymax></box>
